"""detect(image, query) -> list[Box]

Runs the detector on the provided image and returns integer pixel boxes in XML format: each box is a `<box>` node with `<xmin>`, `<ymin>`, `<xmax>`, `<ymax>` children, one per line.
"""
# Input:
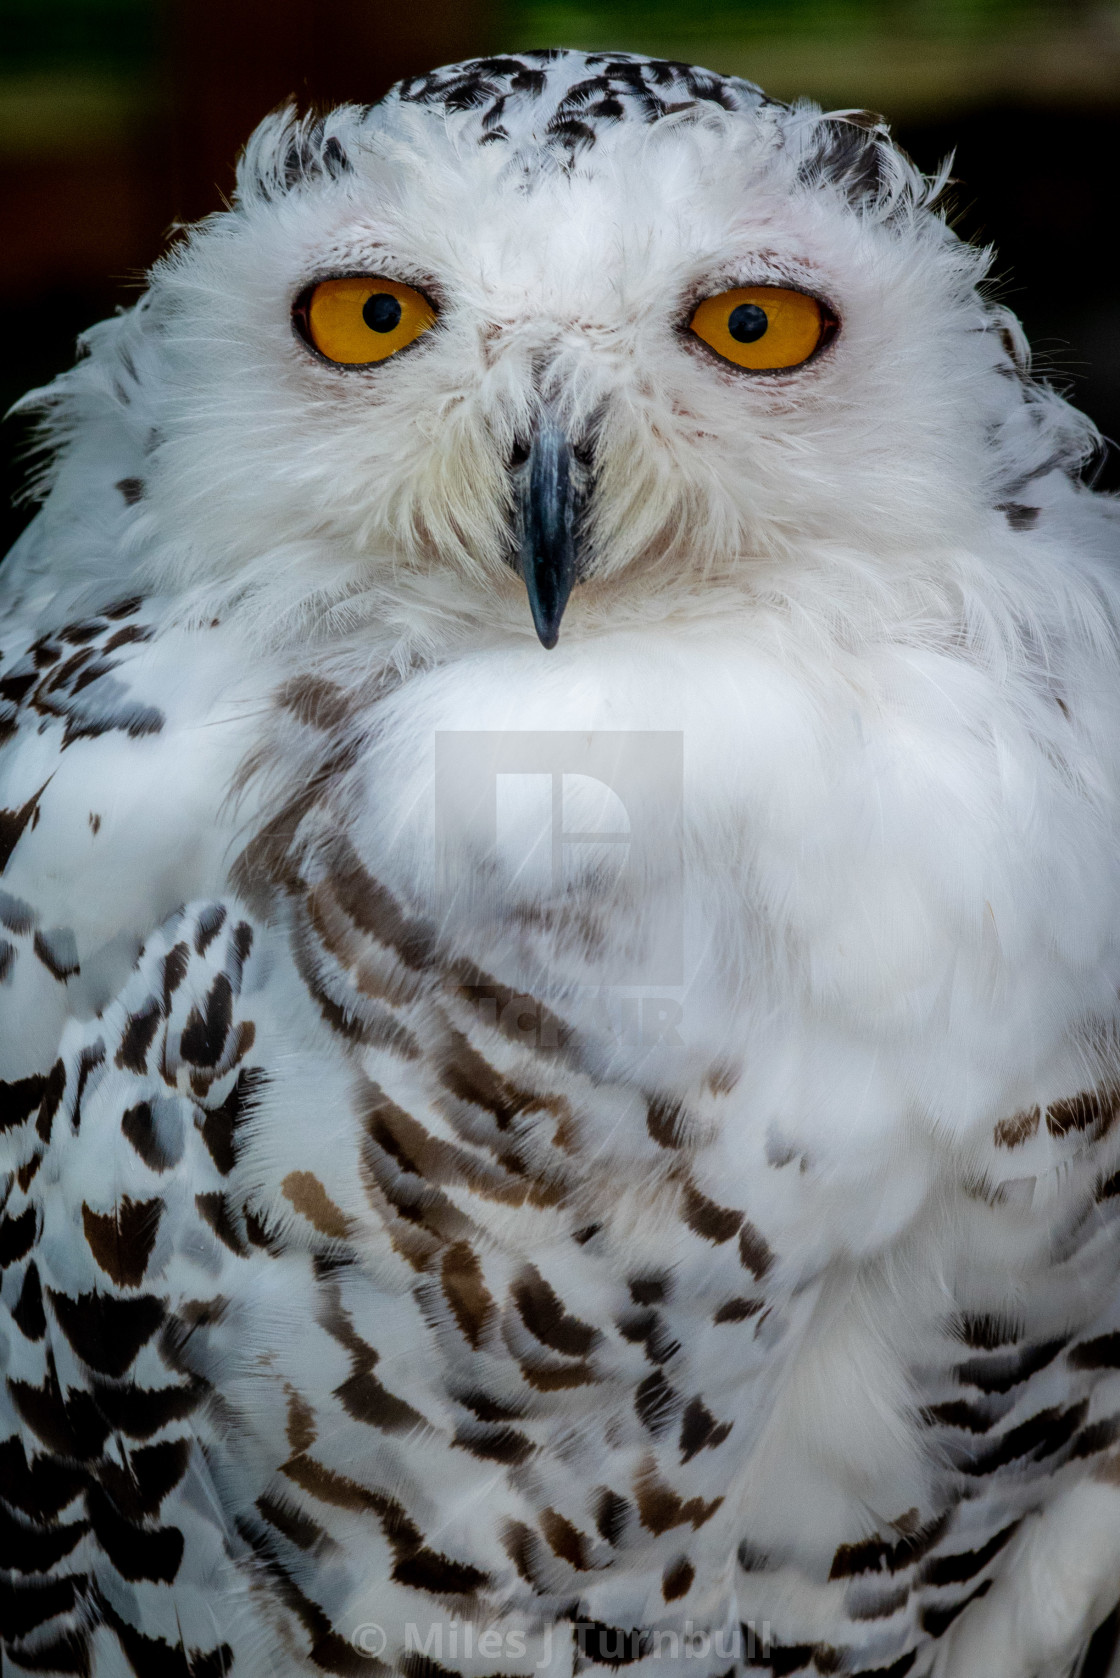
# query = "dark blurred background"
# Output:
<box><xmin>2</xmin><ymin>0</ymin><xmax>1118</xmax><ymax>554</ymax></box>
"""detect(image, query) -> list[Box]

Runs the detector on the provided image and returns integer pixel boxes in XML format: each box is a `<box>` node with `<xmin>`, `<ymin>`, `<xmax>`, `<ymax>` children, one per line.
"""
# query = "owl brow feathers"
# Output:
<box><xmin>242</xmin><ymin>51</ymin><xmax>926</xmax><ymax>243</ymax></box>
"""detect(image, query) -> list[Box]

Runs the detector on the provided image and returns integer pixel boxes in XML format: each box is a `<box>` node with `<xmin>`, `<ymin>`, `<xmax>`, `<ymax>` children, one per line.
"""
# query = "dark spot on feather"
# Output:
<box><xmin>571</xmin><ymin>1621</ymin><xmax>650</xmax><ymax>1667</ymax></box>
<box><xmin>12</xmin><ymin>1260</ymin><xmax>46</xmax><ymax>1339</ymax></box>
<box><xmin>0</xmin><ymin>1071</ymin><xmax>47</xmax><ymax>1134</ymax></box>
<box><xmin>996</xmin><ymin>502</ymin><xmax>1040</xmax><ymax>530</ymax></box>
<box><xmin>546</xmin><ymin>116</ymin><xmax>597</xmax><ymax>150</ymax></box>
<box><xmin>801</xmin><ymin>115</ymin><xmax>889</xmax><ymax>202</ymax></box>
<box><xmin>0</xmin><ymin>669</ymin><xmax>37</xmax><ymax>705</ymax></box>
<box><xmin>36</xmin><ymin>1059</ymin><xmax>65</xmax><ymax>1141</ymax></box>
<box><xmin>678</xmin><ymin>1394</ymin><xmax>732</xmax><ymax>1462</ymax></box>
<box><xmin>618</xmin><ymin>1307</ymin><xmax>681</xmax><ymax>1364</ymax></box>
<box><xmin>440</xmin><ymin>1030</ymin><xmax>548</xmax><ymax>1129</ymax></box>
<box><xmin>30</xmin><ymin>635</ymin><xmax>60</xmax><ymax>667</ymax></box>
<box><xmin>628</xmin><ymin>1274</ymin><xmax>669</xmax><ymax>1306</ymax></box>
<box><xmin>0</xmin><ymin>1436</ymin><xmax>86</xmax><ymax>1519</ymax></box>
<box><xmin>737</xmin><ymin>1540</ymin><xmax>770</xmax><ymax>1572</ymax></box>
<box><xmin>594</xmin><ymin>1487</ymin><xmax>631</xmax><ymax>1546</ymax></box>
<box><xmin>322</xmin><ymin>135</ymin><xmax>350</xmax><ymax>175</ymax></box>
<box><xmin>98</xmin><ymin>1437</ymin><xmax>192</xmax><ymax>1522</ymax></box>
<box><xmin>7</xmin><ymin>1351</ymin><xmax>110</xmax><ymax>1458</ymax></box>
<box><xmin>921</xmin><ymin>1398</ymin><xmax>1001</xmax><ymax>1434</ymax></box>
<box><xmin>0</xmin><ymin>1577</ymin><xmax>88</xmax><ymax>1644</ymax></box>
<box><xmin>646</xmin><ymin>1095</ymin><xmax>687</xmax><ymax>1147</ymax></box>
<box><xmin>86</xmin><ymin>1481</ymin><xmax>184</xmax><ymax>1583</ymax></box>
<box><xmin>277</xmin><ymin>674</ymin><xmax>353</xmax><ymax>732</ymax></box>
<box><xmin>537</xmin><ymin>1506</ymin><xmax>590</xmax><ymax>1568</ymax></box>
<box><xmin>846</xmin><ymin>1583</ymin><xmax>912</xmax><ymax>1623</ymax></box>
<box><xmin>232</xmin><ymin>919</ymin><xmax>253</xmax><ymax>968</ymax></box>
<box><xmin>257</xmin><ymin>1490</ymin><xmax>327</xmax><ymax>1551</ymax></box>
<box><xmin>58</xmin><ymin>619</ymin><xmax>104</xmax><ymax>646</ymax></box>
<box><xmin>920</xmin><ymin>1578</ymin><xmax>992</xmax><ymax>1637</ymax></box>
<box><xmin>1047</xmin><ymin>1086</ymin><xmax>1120</xmax><ymax>1138</ymax></box>
<box><xmin>512</xmin><ymin>1263</ymin><xmax>598</xmax><ymax>1356</ymax></box>
<box><xmin>72</xmin><ymin>1041</ymin><xmax>105</xmax><ymax>1130</ymax></box>
<box><xmin>738</xmin><ymin>1221</ymin><xmax>774</xmax><ymax>1279</ymax></box>
<box><xmin>829</xmin><ymin>1513</ymin><xmax>951</xmax><ymax>1580</ymax></box>
<box><xmin>103</xmin><ymin>623</ymin><xmax>152</xmax><ymax>652</ymax></box>
<box><xmin>179</xmin><ymin>973</ymin><xmax>233</xmax><ymax>1066</ymax></box>
<box><xmin>199</xmin><ymin>1065</ymin><xmax>262</xmax><ymax>1174</ymax></box>
<box><xmin>993</xmin><ymin>1106</ymin><xmax>1039</xmax><ymax>1147</ymax></box>
<box><xmin>954</xmin><ymin>1313</ymin><xmax>1021</xmax><ymax>1350</ymax></box>
<box><xmin>336</xmin><ymin>1363</ymin><xmax>426</xmax><ymax>1433</ymax></box>
<box><xmin>454</xmin><ymin>1388</ymin><xmax>527</xmax><ymax>1423</ymax></box>
<box><xmin>116</xmin><ymin>477</ymin><xmax>144</xmax><ymax>504</ymax></box>
<box><xmin>116</xmin><ymin>1001</ymin><xmax>161</xmax><ymax>1073</ymax></box>
<box><xmin>90</xmin><ymin>1373</ymin><xmax>205</xmax><ymax>1439</ymax></box>
<box><xmin>81</xmin><ymin>1197</ymin><xmax>162</xmax><ymax>1288</ymax></box>
<box><xmin>104</xmin><ymin>595</ymin><xmax>143</xmax><ymax>619</ymax></box>
<box><xmin>47</xmin><ymin>1287</ymin><xmax>165</xmax><ymax>1379</ymax></box>
<box><xmin>121</xmin><ymin>1101</ymin><xmax>177</xmax><ymax>1171</ymax></box>
<box><xmin>194</xmin><ymin>903</ymin><xmax>227</xmax><ymax>955</ymax></box>
<box><xmin>635</xmin><ymin>1369</ymin><xmax>679</xmax><ymax>1436</ymax></box>
<box><xmin>0</xmin><ymin>780</ymin><xmax>50</xmax><ymax>872</ymax></box>
<box><xmin>391</xmin><ymin>1547</ymin><xmax>488</xmax><ymax>1596</ymax></box>
<box><xmin>681</xmin><ymin>1183</ymin><xmax>742</xmax><ymax>1244</ymax></box>
<box><xmin>161</xmin><ymin>941</ymin><xmax>190</xmax><ymax>1009</ymax></box>
<box><xmin>16</xmin><ymin>1150</ymin><xmax>41</xmax><ymax>1192</ymax></box>
<box><xmin>453</xmin><ymin>1423</ymin><xmax>534</xmax><ymax>1464</ymax></box>
<box><xmin>662</xmin><ymin>1556</ymin><xmax>695</xmax><ymax>1600</ymax></box>
<box><xmin>243</xmin><ymin>1201</ymin><xmax>282</xmax><ymax>1251</ymax></box>
<box><xmin>518</xmin><ymin>1357</ymin><xmax>597</xmax><ymax>1392</ymax></box>
<box><xmin>502</xmin><ymin>1517</ymin><xmax>546</xmax><ymax>1588</ymax></box>
<box><xmin>921</xmin><ymin>1520</ymin><xmax>1020</xmax><ymax>1586</ymax></box>
<box><xmin>1068</xmin><ymin>1416</ymin><xmax>1120</xmax><ymax>1459</ymax></box>
<box><xmin>441</xmin><ymin>1241</ymin><xmax>494</xmax><ymax>1348</ymax></box>
<box><xmin>955</xmin><ymin>1336</ymin><xmax>1066</xmax><ymax>1394</ymax></box>
<box><xmin>0</xmin><ymin>1204</ymin><xmax>37</xmax><ymax>1267</ymax></box>
<box><xmin>1069</xmin><ymin>1332</ymin><xmax>1120</xmax><ymax>1370</ymax></box>
<box><xmin>194</xmin><ymin>1190</ymin><xmax>247</xmax><ymax>1255</ymax></box>
<box><xmin>633</xmin><ymin>1460</ymin><xmax>722</xmax><ymax>1535</ymax></box>
<box><xmin>714</xmin><ymin>1296</ymin><xmax>763</xmax><ymax>1323</ymax></box>
<box><xmin>959</xmin><ymin>1400</ymin><xmax>1087</xmax><ymax>1475</ymax></box>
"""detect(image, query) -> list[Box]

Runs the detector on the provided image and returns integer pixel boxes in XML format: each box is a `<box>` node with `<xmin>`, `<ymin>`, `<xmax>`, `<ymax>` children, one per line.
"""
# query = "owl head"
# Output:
<box><xmin>26</xmin><ymin>50</ymin><xmax>1097</xmax><ymax>654</ymax></box>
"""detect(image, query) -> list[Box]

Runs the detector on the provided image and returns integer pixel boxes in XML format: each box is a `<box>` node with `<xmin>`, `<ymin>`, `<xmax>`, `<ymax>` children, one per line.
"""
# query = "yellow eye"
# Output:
<box><xmin>296</xmin><ymin>276</ymin><xmax>436</xmax><ymax>365</ymax></box>
<box><xmin>689</xmin><ymin>285</ymin><xmax>833</xmax><ymax>371</ymax></box>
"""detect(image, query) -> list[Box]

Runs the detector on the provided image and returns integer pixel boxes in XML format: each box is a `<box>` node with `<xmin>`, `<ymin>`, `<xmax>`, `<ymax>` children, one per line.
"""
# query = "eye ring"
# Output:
<box><xmin>686</xmin><ymin>283</ymin><xmax>839</xmax><ymax>374</ymax></box>
<box><xmin>292</xmin><ymin>274</ymin><xmax>439</xmax><ymax>367</ymax></box>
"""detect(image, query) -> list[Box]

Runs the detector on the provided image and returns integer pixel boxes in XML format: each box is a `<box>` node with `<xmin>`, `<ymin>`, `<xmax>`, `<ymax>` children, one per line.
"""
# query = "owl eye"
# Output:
<box><xmin>294</xmin><ymin>276</ymin><xmax>436</xmax><ymax>365</ymax></box>
<box><xmin>689</xmin><ymin>285</ymin><xmax>834</xmax><ymax>371</ymax></box>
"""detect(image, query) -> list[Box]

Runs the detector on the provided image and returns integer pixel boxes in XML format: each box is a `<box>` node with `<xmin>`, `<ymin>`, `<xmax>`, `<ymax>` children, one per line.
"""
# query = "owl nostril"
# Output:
<box><xmin>511</xmin><ymin>435</ymin><xmax>592</xmax><ymax>473</ymax></box>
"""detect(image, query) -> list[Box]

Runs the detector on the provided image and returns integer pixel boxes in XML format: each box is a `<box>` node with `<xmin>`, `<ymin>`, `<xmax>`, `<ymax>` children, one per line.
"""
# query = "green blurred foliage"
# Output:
<box><xmin>500</xmin><ymin>0</ymin><xmax>1066</xmax><ymax>52</ymax></box>
<box><xmin>0</xmin><ymin>0</ymin><xmax>159</xmax><ymax>73</ymax></box>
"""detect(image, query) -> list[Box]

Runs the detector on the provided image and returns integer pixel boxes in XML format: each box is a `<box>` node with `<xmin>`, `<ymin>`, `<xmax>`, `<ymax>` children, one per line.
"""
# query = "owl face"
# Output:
<box><xmin>110</xmin><ymin>53</ymin><xmax>1060</xmax><ymax>650</ymax></box>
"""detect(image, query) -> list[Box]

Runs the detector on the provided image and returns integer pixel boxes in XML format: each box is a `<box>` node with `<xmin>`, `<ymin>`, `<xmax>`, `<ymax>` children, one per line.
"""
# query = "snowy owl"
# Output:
<box><xmin>5</xmin><ymin>46</ymin><xmax>1120</xmax><ymax>1678</ymax></box>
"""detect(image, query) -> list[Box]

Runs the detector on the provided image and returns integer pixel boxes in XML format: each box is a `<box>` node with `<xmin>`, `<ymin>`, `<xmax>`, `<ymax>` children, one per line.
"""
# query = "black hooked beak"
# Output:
<box><xmin>511</xmin><ymin>411</ymin><xmax>590</xmax><ymax>650</ymax></box>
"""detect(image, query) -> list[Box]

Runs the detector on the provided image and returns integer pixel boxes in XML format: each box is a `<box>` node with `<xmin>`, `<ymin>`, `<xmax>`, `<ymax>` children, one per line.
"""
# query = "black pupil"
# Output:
<box><xmin>727</xmin><ymin>302</ymin><xmax>768</xmax><ymax>343</ymax></box>
<box><xmin>363</xmin><ymin>293</ymin><xmax>402</xmax><ymax>333</ymax></box>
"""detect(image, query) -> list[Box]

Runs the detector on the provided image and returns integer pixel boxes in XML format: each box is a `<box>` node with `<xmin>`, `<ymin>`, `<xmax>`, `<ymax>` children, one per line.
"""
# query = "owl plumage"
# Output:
<box><xmin>3</xmin><ymin>49</ymin><xmax>1120</xmax><ymax>1678</ymax></box>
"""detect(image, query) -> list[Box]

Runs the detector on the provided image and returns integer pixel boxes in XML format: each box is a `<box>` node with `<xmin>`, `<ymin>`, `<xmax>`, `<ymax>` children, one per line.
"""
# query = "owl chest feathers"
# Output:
<box><xmin>221</xmin><ymin>594</ymin><xmax>1120</xmax><ymax>1523</ymax></box>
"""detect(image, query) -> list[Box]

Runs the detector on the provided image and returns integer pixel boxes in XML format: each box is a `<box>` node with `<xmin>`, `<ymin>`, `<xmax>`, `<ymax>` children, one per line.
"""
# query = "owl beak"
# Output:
<box><xmin>511</xmin><ymin>414</ymin><xmax>588</xmax><ymax>650</ymax></box>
